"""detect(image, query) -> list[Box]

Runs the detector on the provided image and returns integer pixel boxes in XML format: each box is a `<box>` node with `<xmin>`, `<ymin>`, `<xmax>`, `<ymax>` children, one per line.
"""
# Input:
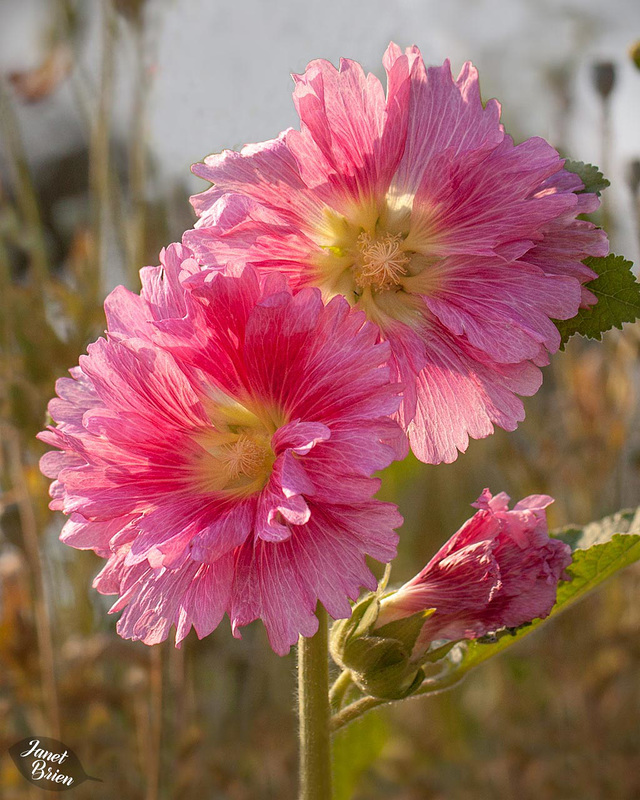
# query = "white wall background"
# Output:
<box><xmin>1</xmin><ymin>0</ymin><xmax>639</xmax><ymax>259</ymax></box>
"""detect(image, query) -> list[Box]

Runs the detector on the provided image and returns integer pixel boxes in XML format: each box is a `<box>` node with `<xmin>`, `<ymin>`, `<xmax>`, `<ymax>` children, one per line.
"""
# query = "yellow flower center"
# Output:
<box><xmin>218</xmin><ymin>433</ymin><xmax>270</xmax><ymax>481</ymax></box>
<box><xmin>311</xmin><ymin>197</ymin><xmax>441</xmax><ymax>332</ymax></box>
<box><xmin>190</xmin><ymin>392</ymin><xmax>281</xmax><ymax>497</ymax></box>
<box><xmin>354</xmin><ymin>232</ymin><xmax>409</xmax><ymax>291</ymax></box>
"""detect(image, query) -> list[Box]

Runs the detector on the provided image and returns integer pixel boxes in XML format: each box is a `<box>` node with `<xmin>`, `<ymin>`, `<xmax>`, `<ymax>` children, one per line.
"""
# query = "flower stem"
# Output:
<box><xmin>329</xmin><ymin>668</ymin><xmax>353</xmax><ymax>710</ymax></box>
<box><xmin>330</xmin><ymin>696</ymin><xmax>384</xmax><ymax>732</ymax></box>
<box><xmin>330</xmin><ymin>670</ymin><xmax>465</xmax><ymax>732</ymax></box>
<box><xmin>298</xmin><ymin>604</ymin><xmax>332</xmax><ymax>800</ymax></box>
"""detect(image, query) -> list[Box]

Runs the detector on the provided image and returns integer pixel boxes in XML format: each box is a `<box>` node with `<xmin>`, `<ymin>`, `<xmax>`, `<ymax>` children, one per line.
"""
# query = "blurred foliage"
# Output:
<box><xmin>333</xmin><ymin>713</ymin><xmax>388</xmax><ymax>800</ymax></box>
<box><xmin>0</xmin><ymin>1</ymin><xmax>639</xmax><ymax>799</ymax></box>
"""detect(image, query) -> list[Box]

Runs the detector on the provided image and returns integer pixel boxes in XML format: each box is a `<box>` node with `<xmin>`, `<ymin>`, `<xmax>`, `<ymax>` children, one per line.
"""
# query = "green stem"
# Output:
<box><xmin>329</xmin><ymin>669</ymin><xmax>353</xmax><ymax>710</ymax></box>
<box><xmin>414</xmin><ymin>670</ymin><xmax>465</xmax><ymax>697</ymax></box>
<box><xmin>330</xmin><ymin>696</ymin><xmax>383</xmax><ymax>733</ymax></box>
<box><xmin>330</xmin><ymin>671</ymin><xmax>465</xmax><ymax>732</ymax></box>
<box><xmin>298</xmin><ymin>605</ymin><xmax>332</xmax><ymax>800</ymax></box>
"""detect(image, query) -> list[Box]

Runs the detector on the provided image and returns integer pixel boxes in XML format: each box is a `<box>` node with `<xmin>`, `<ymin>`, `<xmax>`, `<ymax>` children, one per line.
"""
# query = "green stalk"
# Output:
<box><xmin>330</xmin><ymin>696</ymin><xmax>383</xmax><ymax>733</ymax></box>
<box><xmin>330</xmin><ymin>670</ymin><xmax>464</xmax><ymax>733</ymax></box>
<box><xmin>329</xmin><ymin>669</ymin><xmax>353</xmax><ymax>710</ymax></box>
<box><xmin>298</xmin><ymin>605</ymin><xmax>332</xmax><ymax>800</ymax></box>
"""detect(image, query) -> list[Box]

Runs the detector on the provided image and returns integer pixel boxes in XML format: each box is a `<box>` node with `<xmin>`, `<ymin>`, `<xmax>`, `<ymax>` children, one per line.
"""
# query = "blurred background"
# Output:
<box><xmin>1</xmin><ymin>0</ymin><xmax>639</xmax><ymax>798</ymax></box>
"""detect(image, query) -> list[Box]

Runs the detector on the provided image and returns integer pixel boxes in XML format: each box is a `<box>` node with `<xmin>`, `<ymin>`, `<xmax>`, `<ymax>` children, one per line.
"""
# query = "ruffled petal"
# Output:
<box><xmin>405</xmin><ymin>324</ymin><xmax>542</xmax><ymax>464</ymax></box>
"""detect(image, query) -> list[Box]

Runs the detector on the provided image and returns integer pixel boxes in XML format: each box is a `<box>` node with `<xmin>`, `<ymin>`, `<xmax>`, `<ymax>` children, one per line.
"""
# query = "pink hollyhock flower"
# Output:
<box><xmin>39</xmin><ymin>244</ymin><xmax>405</xmax><ymax>655</ymax></box>
<box><xmin>375</xmin><ymin>489</ymin><xmax>572</xmax><ymax>653</ymax></box>
<box><xmin>184</xmin><ymin>44</ymin><xmax>608</xmax><ymax>464</ymax></box>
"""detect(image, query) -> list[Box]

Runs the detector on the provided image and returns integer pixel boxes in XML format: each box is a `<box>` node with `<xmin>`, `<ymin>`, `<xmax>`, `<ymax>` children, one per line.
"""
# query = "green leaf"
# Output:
<box><xmin>554</xmin><ymin>254</ymin><xmax>640</xmax><ymax>346</ymax></box>
<box><xmin>563</xmin><ymin>159</ymin><xmax>610</xmax><ymax>195</ymax></box>
<box><xmin>553</xmin><ymin>507</ymin><xmax>640</xmax><ymax>549</ymax></box>
<box><xmin>332</xmin><ymin>711</ymin><xmax>388</xmax><ymax>800</ymax></box>
<box><xmin>437</xmin><ymin>507</ymin><xmax>640</xmax><ymax>683</ymax></box>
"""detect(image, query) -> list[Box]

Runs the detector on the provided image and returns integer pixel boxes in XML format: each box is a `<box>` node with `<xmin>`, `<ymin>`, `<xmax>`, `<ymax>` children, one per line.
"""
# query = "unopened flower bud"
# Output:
<box><xmin>376</xmin><ymin>490</ymin><xmax>572</xmax><ymax>660</ymax></box>
<box><xmin>630</xmin><ymin>41</ymin><xmax>640</xmax><ymax>71</ymax></box>
<box><xmin>592</xmin><ymin>61</ymin><xmax>616</xmax><ymax>100</ymax></box>
<box><xmin>329</xmin><ymin>593</ymin><xmax>430</xmax><ymax>700</ymax></box>
<box><xmin>627</xmin><ymin>160</ymin><xmax>640</xmax><ymax>197</ymax></box>
<box><xmin>114</xmin><ymin>0</ymin><xmax>146</xmax><ymax>25</ymax></box>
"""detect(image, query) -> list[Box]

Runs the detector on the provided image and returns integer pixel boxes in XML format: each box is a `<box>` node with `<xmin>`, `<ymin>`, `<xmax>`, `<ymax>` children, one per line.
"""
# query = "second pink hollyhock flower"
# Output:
<box><xmin>185</xmin><ymin>44</ymin><xmax>608</xmax><ymax>465</ymax></box>
<box><xmin>376</xmin><ymin>489</ymin><xmax>572</xmax><ymax>653</ymax></box>
<box><xmin>38</xmin><ymin>245</ymin><xmax>405</xmax><ymax>655</ymax></box>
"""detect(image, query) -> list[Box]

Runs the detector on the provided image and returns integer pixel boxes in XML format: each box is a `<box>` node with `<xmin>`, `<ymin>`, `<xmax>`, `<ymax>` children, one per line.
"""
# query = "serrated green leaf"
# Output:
<box><xmin>332</xmin><ymin>711</ymin><xmax>388</xmax><ymax>800</ymax></box>
<box><xmin>435</xmin><ymin>507</ymin><xmax>640</xmax><ymax>682</ymax></box>
<box><xmin>563</xmin><ymin>159</ymin><xmax>610</xmax><ymax>195</ymax></box>
<box><xmin>554</xmin><ymin>254</ymin><xmax>640</xmax><ymax>346</ymax></box>
<box><xmin>553</xmin><ymin>507</ymin><xmax>640</xmax><ymax>550</ymax></box>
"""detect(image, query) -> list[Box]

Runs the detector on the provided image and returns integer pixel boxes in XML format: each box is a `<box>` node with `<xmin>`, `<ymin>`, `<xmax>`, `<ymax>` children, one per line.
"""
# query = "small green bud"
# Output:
<box><xmin>330</xmin><ymin>593</ymin><xmax>433</xmax><ymax>700</ymax></box>
<box><xmin>630</xmin><ymin>41</ymin><xmax>640</xmax><ymax>71</ymax></box>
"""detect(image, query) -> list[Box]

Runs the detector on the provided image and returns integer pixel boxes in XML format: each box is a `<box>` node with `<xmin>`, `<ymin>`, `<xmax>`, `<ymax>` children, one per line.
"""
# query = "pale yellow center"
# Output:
<box><xmin>190</xmin><ymin>393</ymin><xmax>280</xmax><ymax>497</ymax></box>
<box><xmin>310</xmin><ymin>195</ymin><xmax>441</xmax><ymax>332</ymax></box>
<box><xmin>355</xmin><ymin>232</ymin><xmax>410</xmax><ymax>291</ymax></box>
<box><xmin>218</xmin><ymin>433</ymin><xmax>270</xmax><ymax>481</ymax></box>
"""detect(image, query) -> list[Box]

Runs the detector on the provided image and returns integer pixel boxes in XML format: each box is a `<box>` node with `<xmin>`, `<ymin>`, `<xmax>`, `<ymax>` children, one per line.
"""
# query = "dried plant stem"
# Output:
<box><xmin>0</xmin><ymin>79</ymin><xmax>48</xmax><ymax>282</ymax></box>
<box><xmin>168</xmin><ymin>642</ymin><xmax>186</xmax><ymax>735</ymax></box>
<box><xmin>128</xmin><ymin>20</ymin><xmax>154</xmax><ymax>289</ymax></box>
<box><xmin>90</xmin><ymin>0</ymin><xmax>117</xmax><ymax>300</ymax></box>
<box><xmin>5</xmin><ymin>428</ymin><xmax>60</xmax><ymax>738</ymax></box>
<box><xmin>298</xmin><ymin>605</ymin><xmax>332</xmax><ymax>800</ymax></box>
<box><xmin>633</xmin><ymin>192</ymin><xmax>640</xmax><ymax>261</ymax></box>
<box><xmin>0</xmin><ymin>193</ymin><xmax>14</xmax><ymax>346</ymax></box>
<box><xmin>599</xmin><ymin>95</ymin><xmax>613</xmax><ymax>236</ymax></box>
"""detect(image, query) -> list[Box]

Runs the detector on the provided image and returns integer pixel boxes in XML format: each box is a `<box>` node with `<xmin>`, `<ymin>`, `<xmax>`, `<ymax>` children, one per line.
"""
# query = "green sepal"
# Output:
<box><xmin>372</xmin><ymin>607</ymin><xmax>435</xmax><ymax>647</ymax></box>
<box><xmin>330</xmin><ymin>597</ymin><xmax>433</xmax><ymax>700</ymax></box>
<box><xmin>330</xmin><ymin>594</ymin><xmax>380</xmax><ymax>658</ymax></box>
<box><xmin>340</xmin><ymin>633</ymin><xmax>426</xmax><ymax>700</ymax></box>
<box><xmin>422</xmin><ymin>639</ymin><xmax>458</xmax><ymax>663</ymax></box>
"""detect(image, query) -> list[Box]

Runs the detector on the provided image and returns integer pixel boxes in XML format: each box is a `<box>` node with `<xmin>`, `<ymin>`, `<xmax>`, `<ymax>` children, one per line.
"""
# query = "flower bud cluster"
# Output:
<box><xmin>331</xmin><ymin>490</ymin><xmax>572</xmax><ymax>700</ymax></box>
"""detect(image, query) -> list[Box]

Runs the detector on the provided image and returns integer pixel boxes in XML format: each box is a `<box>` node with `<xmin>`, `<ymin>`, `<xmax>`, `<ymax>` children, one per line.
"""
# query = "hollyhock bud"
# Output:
<box><xmin>330</xmin><ymin>592</ymin><xmax>431</xmax><ymax>700</ymax></box>
<box><xmin>376</xmin><ymin>490</ymin><xmax>572</xmax><ymax>657</ymax></box>
<box><xmin>331</xmin><ymin>490</ymin><xmax>571</xmax><ymax>699</ymax></box>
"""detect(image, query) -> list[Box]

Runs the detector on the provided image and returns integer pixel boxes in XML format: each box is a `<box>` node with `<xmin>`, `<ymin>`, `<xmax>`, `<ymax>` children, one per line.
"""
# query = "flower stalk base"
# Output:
<box><xmin>298</xmin><ymin>605</ymin><xmax>332</xmax><ymax>800</ymax></box>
